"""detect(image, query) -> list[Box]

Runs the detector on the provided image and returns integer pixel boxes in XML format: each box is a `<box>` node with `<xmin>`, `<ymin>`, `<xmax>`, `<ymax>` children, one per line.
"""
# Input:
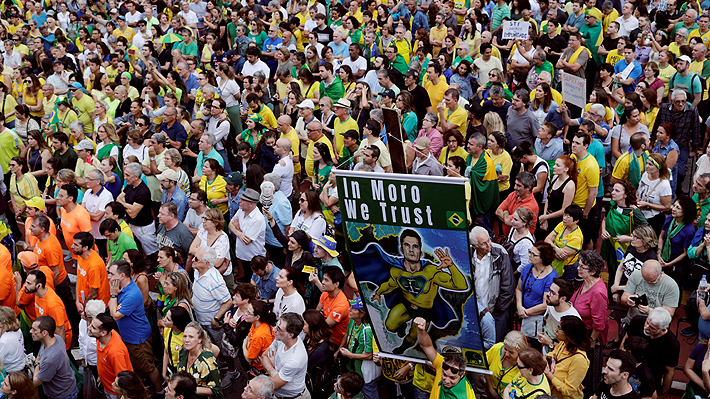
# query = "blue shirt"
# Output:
<box><xmin>534</xmin><ymin>137</ymin><xmax>564</xmax><ymax>162</ymax></box>
<box><xmin>566</xmin><ymin>12</ymin><xmax>586</xmax><ymax>30</ymax></box>
<box><xmin>32</xmin><ymin>12</ymin><xmax>48</xmax><ymax>27</ymax></box>
<box><xmin>653</xmin><ymin>139</ymin><xmax>680</xmax><ymax>176</ymax></box>
<box><xmin>264</xmin><ymin>191</ymin><xmax>293</xmax><ymax>247</ymax></box>
<box><xmin>228</xmin><ymin>190</ymin><xmax>241</xmax><ymax>221</ymax></box>
<box><xmin>329</xmin><ymin>41</ymin><xmax>350</xmax><ymax>60</ymax></box>
<box><xmin>519</xmin><ymin>263</ymin><xmax>558</xmax><ymax>309</ymax></box>
<box><xmin>181</xmin><ymin>73</ymin><xmax>200</xmax><ymax>110</ymax></box>
<box><xmin>589</xmin><ymin>138</ymin><xmax>606</xmax><ymax>198</ymax></box>
<box><xmin>614</xmin><ymin>59</ymin><xmax>643</xmax><ymax>93</ymax></box>
<box><xmin>162</xmin><ymin>185</ymin><xmax>189</xmax><ymax>221</ymax></box>
<box><xmin>116</xmin><ymin>280</ymin><xmax>152</xmax><ymax>344</ymax></box>
<box><xmin>251</xmin><ymin>264</ymin><xmax>280</xmax><ymax>301</ymax></box>
<box><xmin>661</xmin><ymin>215</ymin><xmax>696</xmax><ymax>262</ymax></box>
<box><xmin>262</xmin><ymin>36</ymin><xmax>283</xmax><ymax>54</ymax></box>
<box><xmin>400</xmin><ymin>8</ymin><xmax>429</xmax><ymax>34</ymax></box>
<box><xmin>159</xmin><ymin>121</ymin><xmax>188</xmax><ymax>146</ymax></box>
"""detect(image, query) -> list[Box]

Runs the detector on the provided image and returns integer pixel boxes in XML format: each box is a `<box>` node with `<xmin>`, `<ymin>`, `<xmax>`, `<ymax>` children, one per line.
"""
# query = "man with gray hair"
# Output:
<box><xmin>117</xmin><ymin>162</ymin><xmax>159</xmax><ymax>256</ymax></box>
<box><xmin>242</xmin><ymin>375</ymin><xmax>275</xmax><ymax>399</ymax></box>
<box><xmin>262</xmin><ymin>173</ymin><xmax>292</xmax><ymax>267</ymax></box>
<box><xmin>495</xmin><ymin>171</ymin><xmax>539</xmax><ymax>236</ymax></box>
<box><xmin>506</xmin><ymin>88</ymin><xmax>539</xmax><ymax>149</ymax></box>
<box><xmin>482</xmin><ymin>85</ymin><xmax>512</xmax><ymax>129</ymax></box>
<box><xmin>655</xmin><ymin>88</ymin><xmax>703</xmax><ymax>197</ymax></box>
<box><xmin>469</xmin><ymin>226</ymin><xmax>514</xmax><ymax>341</ymax></box>
<box><xmin>621</xmin><ymin>306</ymin><xmax>679</xmax><ymax>399</ymax></box>
<box><xmin>192</xmin><ymin>247</ymin><xmax>232</xmax><ymax>346</ymax></box>
<box><xmin>82</xmin><ymin>169</ymin><xmax>114</xmax><ymax>258</ymax></box>
<box><xmin>192</xmin><ymin>132</ymin><xmax>224</xmax><ymax>183</ymax></box>
<box><xmin>451</xmin><ymin>42</ymin><xmax>471</xmax><ymax>69</ymax></box>
<box><xmin>260</xmin><ymin>312</ymin><xmax>309</xmax><ymax>399</ymax></box>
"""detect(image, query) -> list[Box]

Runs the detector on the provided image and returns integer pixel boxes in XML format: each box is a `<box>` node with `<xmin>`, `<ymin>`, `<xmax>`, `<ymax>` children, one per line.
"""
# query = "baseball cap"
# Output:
<box><xmin>25</xmin><ymin>197</ymin><xmax>45</xmax><ymax>210</ymax></box>
<box><xmin>224</xmin><ymin>172</ymin><xmax>244</xmax><ymax>186</ymax></box>
<box><xmin>342</xmin><ymin>129</ymin><xmax>359</xmax><ymax>140</ymax></box>
<box><xmin>74</xmin><ymin>139</ymin><xmax>94</xmax><ymax>151</ymax></box>
<box><xmin>296</xmin><ymin>99</ymin><xmax>315</xmax><ymax>109</ymax></box>
<box><xmin>404</xmin><ymin>69</ymin><xmax>418</xmax><ymax>78</ymax></box>
<box><xmin>349</xmin><ymin>297</ymin><xmax>365</xmax><ymax>311</ymax></box>
<box><xmin>414</xmin><ymin>136</ymin><xmax>431</xmax><ymax>150</ymax></box>
<box><xmin>679</xmin><ymin>55</ymin><xmax>692</xmax><ymax>63</ymax></box>
<box><xmin>157</xmin><ymin>169</ymin><xmax>179</xmax><ymax>181</ymax></box>
<box><xmin>380</xmin><ymin>89</ymin><xmax>396</xmax><ymax>98</ymax></box>
<box><xmin>18</xmin><ymin>252</ymin><xmax>39</xmax><ymax>270</ymax></box>
<box><xmin>70</xmin><ymin>82</ymin><xmax>84</xmax><ymax>90</ymax></box>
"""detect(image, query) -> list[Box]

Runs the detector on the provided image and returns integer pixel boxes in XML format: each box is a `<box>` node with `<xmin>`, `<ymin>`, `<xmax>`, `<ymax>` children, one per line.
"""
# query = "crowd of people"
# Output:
<box><xmin>2</xmin><ymin>0</ymin><xmax>710</xmax><ymax>398</ymax></box>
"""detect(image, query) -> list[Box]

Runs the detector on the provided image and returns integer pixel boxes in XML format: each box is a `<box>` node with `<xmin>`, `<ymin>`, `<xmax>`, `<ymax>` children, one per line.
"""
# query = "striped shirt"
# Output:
<box><xmin>192</xmin><ymin>267</ymin><xmax>230</xmax><ymax>325</ymax></box>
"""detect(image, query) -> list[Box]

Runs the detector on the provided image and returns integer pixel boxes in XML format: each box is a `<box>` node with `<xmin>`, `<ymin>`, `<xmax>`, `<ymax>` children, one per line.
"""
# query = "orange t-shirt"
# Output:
<box><xmin>34</xmin><ymin>234</ymin><xmax>67</xmax><ymax>286</ymax></box>
<box><xmin>97</xmin><ymin>330</ymin><xmax>134</xmax><ymax>395</ymax></box>
<box><xmin>246</xmin><ymin>322</ymin><xmax>274</xmax><ymax>370</ymax></box>
<box><xmin>34</xmin><ymin>287</ymin><xmax>72</xmax><ymax>350</ymax></box>
<box><xmin>0</xmin><ymin>265</ymin><xmax>18</xmax><ymax>316</ymax></box>
<box><xmin>25</xmin><ymin>216</ymin><xmax>57</xmax><ymax>249</ymax></box>
<box><xmin>18</xmin><ymin>266</ymin><xmax>54</xmax><ymax>320</ymax></box>
<box><xmin>319</xmin><ymin>291</ymin><xmax>351</xmax><ymax>345</ymax></box>
<box><xmin>0</xmin><ymin>245</ymin><xmax>10</xmax><ymax>274</ymax></box>
<box><xmin>76</xmin><ymin>250</ymin><xmax>110</xmax><ymax>306</ymax></box>
<box><xmin>59</xmin><ymin>204</ymin><xmax>92</xmax><ymax>259</ymax></box>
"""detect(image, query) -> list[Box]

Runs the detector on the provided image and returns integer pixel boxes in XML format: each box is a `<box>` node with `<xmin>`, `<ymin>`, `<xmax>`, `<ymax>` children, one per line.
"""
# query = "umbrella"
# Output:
<box><xmin>160</xmin><ymin>33</ymin><xmax>184</xmax><ymax>44</ymax></box>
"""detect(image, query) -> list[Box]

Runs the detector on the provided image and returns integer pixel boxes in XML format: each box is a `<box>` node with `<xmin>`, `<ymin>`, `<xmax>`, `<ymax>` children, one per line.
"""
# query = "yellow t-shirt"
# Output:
<box><xmin>72</xmin><ymin>94</ymin><xmax>96</xmax><ymax>134</ymax></box>
<box><xmin>487</xmin><ymin>342</ymin><xmax>521</xmax><ymax>398</ymax></box>
<box><xmin>425</xmin><ymin>79</ymin><xmax>449</xmax><ymax>110</ymax></box>
<box><xmin>487</xmin><ymin>149</ymin><xmax>513</xmax><ymax>192</ymax></box>
<box><xmin>688</xmin><ymin>28</ymin><xmax>710</xmax><ymax>50</ymax></box>
<box><xmin>507</xmin><ymin>371</ymin><xmax>551</xmax><ymax>399</ymax></box>
<box><xmin>251</xmin><ymin>104</ymin><xmax>278</xmax><ymax>129</ymax></box>
<box><xmin>571</xmin><ymin>152</ymin><xmax>599</xmax><ymax>208</ymax></box>
<box><xmin>334</xmin><ymin>116</ymin><xmax>359</xmax><ymax>156</ymax></box>
<box><xmin>605</xmin><ymin>49</ymin><xmax>624</xmax><ymax>67</ymax></box>
<box><xmin>553</xmin><ymin>222</ymin><xmax>583</xmax><ymax>266</ymax></box>
<box><xmin>430</xmin><ymin>25</ymin><xmax>448</xmax><ymax>57</ymax></box>
<box><xmin>612</xmin><ymin>151</ymin><xmax>646</xmax><ymax>181</ymax></box>
<box><xmin>440</xmin><ymin>146</ymin><xmax>469</xmax><ymax>165</ymax></box>
<box><xmin>199</xmin><ymin>175</ymin><xmax>228</xmax><ymax>215</ymax></box>
<box><xmin>280</xmin><ymin>128</ymin><xmax>302</xmax><ymax>174</ymax></box>
<box><xmin>429</xmin><ymin>353</ymin><xmax>477</xmax><ymax>399</ymax></box>
<box><xmin>444</xmin><ymin>105</ymin><xmax>468</xmax><ymax>135</ymax></box>
<box><xmin>659</xmin><ymin>64</ymin><xmax>677</xmax><ymax>98</ymax></box>
<box><xmin>603</xmin><ymin>9</ymin><xmax>620</xmax><ymax>33</ymax></box>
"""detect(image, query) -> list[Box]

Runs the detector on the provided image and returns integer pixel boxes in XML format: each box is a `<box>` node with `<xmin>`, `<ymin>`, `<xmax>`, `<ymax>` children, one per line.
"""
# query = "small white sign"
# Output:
<box><xmin>501</xmin><ymin>21</ymin><xmax>530</xmax><ymax>40</ymax></box>
<box><xmin>561</xmin><ymin>71</ymin><xmax>587</xmax><ymax>109</ymax></box>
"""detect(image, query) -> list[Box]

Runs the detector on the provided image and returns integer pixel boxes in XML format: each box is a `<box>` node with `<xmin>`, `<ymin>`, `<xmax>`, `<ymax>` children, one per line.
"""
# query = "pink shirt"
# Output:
<box><xmin>417</xmin><ymin>128</ymin><xmax>444</xmax><ymax>159</ymax></box>
<box><xmin>570</xmin><ymin>278</ymin><xmax>609</xmax><ymax>345</ymax></box>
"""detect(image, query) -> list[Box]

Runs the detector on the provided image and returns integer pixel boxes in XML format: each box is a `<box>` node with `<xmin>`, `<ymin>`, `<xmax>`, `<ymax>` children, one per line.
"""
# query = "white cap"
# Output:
<box><xmin>296</xmin><ymin>99</ymin><xmax>315</xmax><ymax>109</ymax></box>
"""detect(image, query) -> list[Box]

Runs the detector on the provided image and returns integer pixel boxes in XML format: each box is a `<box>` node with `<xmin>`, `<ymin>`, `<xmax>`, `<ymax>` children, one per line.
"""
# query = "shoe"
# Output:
<box><xmin>681</xmin><ymin>327</ymin><xmax>698</xmax><ymax>337</ymax></box>
<box><xmin>604</xmin><ymin>340</ymin><xmax>620</xmax><ymax>349</ymax></box>
<box><xmin>222</xmin><ymin>371</ymin><xmax>240</xmax><ymax>389</ymax></box>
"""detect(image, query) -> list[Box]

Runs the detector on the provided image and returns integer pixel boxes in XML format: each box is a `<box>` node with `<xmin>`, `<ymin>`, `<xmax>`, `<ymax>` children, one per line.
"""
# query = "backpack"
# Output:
<box><xmin>670</xmin><ymin>71</ymin><xmax>706</xmax><ymax>103</ymax></box>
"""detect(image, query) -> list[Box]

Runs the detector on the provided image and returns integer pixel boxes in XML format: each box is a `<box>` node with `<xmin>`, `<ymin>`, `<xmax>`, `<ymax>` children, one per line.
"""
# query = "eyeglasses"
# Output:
<box><xmin>136</xmin><ymin>122</ymin><xmax>146</xmax><ymax>126</ymax></box>
<box><xmin>528</xmin><ymin>250</ymin><xmax>539</xmax><ymax>257</ymax></box>
<box><xmin>298</xmin><ymin>198</ymin><xmax>306</xmax><ymax>203</ymax></box>
<box><xmin>441</xmin><ymin>363</ymin><xmax>464</xmax><ymax>375</ymax></box>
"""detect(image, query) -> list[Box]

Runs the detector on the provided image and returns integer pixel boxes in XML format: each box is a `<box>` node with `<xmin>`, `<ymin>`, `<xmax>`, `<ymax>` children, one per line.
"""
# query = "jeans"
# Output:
<box><xmin>217</xmin><ymin>148</ymin><xmax>232</xmax><ymax>173</ymax></box>
<box><xmin>414</xmin><ymin>386</ymin><xmax>430</xmax><ymax>399</ymax></box>
<box><xmin>480</xmin><ymin>311</ymin><xmax>496</xmax><ymax>351</ymax></box>
<box><xmin>676</xmin><ymin>144</ymin><xmax>690</xmax><ymax>197</ymax></box>
<box><xmin>362</xmin><ymin>379</ymin><xmax>380</xmax><ymax>399</ymax></box>
<box><xmin>58</xmin><ymin>389</ymin><xmax>78</xmax><ymax>399</ymax></box>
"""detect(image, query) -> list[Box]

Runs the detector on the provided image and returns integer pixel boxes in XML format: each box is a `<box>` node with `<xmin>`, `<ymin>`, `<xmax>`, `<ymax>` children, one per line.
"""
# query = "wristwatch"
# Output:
<box><xmin>111</xmin><ymin>294</ymin><xmax>117</xmax><ymax>298</ymax></box>
<box><xmin>150</xmin><ymin>157</ymin><xmax>156</xmax><ymax>161</ymax></box>
<box><xmin>214</xmin><ymin>316</ymin><xmax>221</xmax><ymax>323</ymax></box>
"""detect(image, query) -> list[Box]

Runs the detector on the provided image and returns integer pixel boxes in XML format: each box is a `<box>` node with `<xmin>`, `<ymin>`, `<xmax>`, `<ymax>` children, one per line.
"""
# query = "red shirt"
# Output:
<box><xmin>497</xmin><ymin>191</ymin><xmax>539</xmax><ymax>235</ymax></box>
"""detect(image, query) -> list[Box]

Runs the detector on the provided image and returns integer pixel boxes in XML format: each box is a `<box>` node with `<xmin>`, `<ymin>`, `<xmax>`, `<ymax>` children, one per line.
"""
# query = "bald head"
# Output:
<box><xmin>278</xmin><ymin>115</ymin><xmax>292</xmax><ymax>132</ymax></box>
<box><xmin>694</xmin><ymin>43</ymin><xmax>707</xmax><ymax>60</ymax></box>
<box><xmin>306</xmin><ymin>121</ymin><xmax>323</xmax><ymax>139</ymax></box>
<box><xmin>641</xmin><ymin>260</ymin><xmax>662</xmax><ymax>283</ymax></box>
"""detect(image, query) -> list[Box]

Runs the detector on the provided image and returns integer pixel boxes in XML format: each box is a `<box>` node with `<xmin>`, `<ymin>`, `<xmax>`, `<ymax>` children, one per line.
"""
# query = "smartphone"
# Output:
<box><xmin>129</xmin><ymin>48</ymin><xmax>136</xmax><ymax>55</ymax></box>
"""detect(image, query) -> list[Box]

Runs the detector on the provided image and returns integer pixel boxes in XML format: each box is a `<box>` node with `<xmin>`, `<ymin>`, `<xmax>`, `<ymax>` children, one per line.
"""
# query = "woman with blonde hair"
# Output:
<box><xmin>637</xmin><ymin>152</ymin><xmax>672</xmax><ymax>234</ymax></box>
<box><xmin>178</xmin><ymin>321</ymin><xmax>223</xmax><ymax>398</ymax></box>
<box><xmin>507</xmin><ymin>208</ymin><xmax>536</xmax><ymax>271</ymax></box>
<box><xmin>487</xmin><ymin>131</ymin><xmax>513</xmax><ymax>195</ymax></box>
<box><xmin>96</xmin><ymin>123</ymin><xmax>121</xmax><ymax>167</ymax></box>
<box><xmin>93</xmin><ymin>99</ymin><xmax>113</xmax><ymax>130</ymax></box>
<box><xmin>0</xmin><ymin>306</ymin><xmax>24</xmax><ymax>372</ymax></box>
<box><xmin>486</xmin><ymin>330</ymin><xmax>529</xmax><ymax>399</ymax></box>
<box><xmin>478</xmin><ymin>68</ymin><xmax>513</xmax><ymax>101</ymax></box>
<box><xmin>484</xmin><ymin>112</ymin><xmax>506</xmax><ymax>136</ymax></box>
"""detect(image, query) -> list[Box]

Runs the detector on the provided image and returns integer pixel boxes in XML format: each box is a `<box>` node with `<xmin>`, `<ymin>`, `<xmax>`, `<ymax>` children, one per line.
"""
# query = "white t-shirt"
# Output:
<box><xmin>529</xmin><ymin>156</ymin><xmax>550</xmax><ymax>203</ymax></box>
<box><xmin>637</xmin><ymin>172</ymin><xmax>672</xmax><ymax>219</ymax></box>
<box><xmin>541</xmin><ymin>304</ymin><xmax>581</xmax><ymax>354</ymax></box>
<box><xmin>184</xmin><ymin>208</ymin><xmax>206</xmax><ymax>231</ymax></box>
<box><xmin>354</xmin><ymin>162</ymin><xmax>384</xmax><ymax>173</ymax></box>
<box><xmin>290</xmin><ymin>210</ymin><xmax>327</xmax><ymax>241</ymax></box>
<box><xmin>272</xmin><ymin>156</ymin><xmax>294</xmax><ymax>198</ymax></box>
<box><xmin>178</xmin><ymin>10</ymin><xmax>199</xmax><ymax>26</ymax></box>
<box><xmin>82</xmin><ymin>187</ymin><xmax>114</xmax><ymax>238</ymax></box>
<box><xmin>697</xmin><ymin>154</ymin><xmax>710</xmax><ymax>180</ymax></box>
<box><xmin>511</xmin><ymin>46</ymin><xmax>536</xmax><ymax>67</ymax></box>
<box><xmin>273</xmin><ymin>289</ymin><xmax>306</xmax><ymax>319</ymax></box>
<box><xmin>0</xmin><ymin>329</ymin><xmax>26</xmax><ymax>372</ymax></box>
<box><xmin>342</xmin><ymin>56</ymin><xmax>367</xmax><ymax>76</ymax></box>
<box><xmin>271</xmin><ymin>338</ymin><xmax>309</xmax><ymax>398</ymax></box>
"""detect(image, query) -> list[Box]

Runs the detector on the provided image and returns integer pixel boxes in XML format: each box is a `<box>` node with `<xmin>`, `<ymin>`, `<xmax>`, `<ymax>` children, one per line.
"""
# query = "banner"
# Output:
<box><xmin>501</xmin><ymin>20</ymin><xmax>530</xmax><ymax>40</ymax></box>
<box><xmin>336</xmin><ymin>170</ymin><xmax>488</xmax><ymax>371</ymax></box>
<box><xmin>561</xmin><ymin>71</ymin><xmax>587</xmax><ymax>109</ymax></box>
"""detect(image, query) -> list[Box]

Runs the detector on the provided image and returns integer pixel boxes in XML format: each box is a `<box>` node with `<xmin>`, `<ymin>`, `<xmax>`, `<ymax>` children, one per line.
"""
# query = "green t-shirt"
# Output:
<box><xmin>344</xmin><ymin>320</ymin><xmax>373</xmax><ymax>376</ymax></box>
<box><xmin>175</xmin><ymin>40</ymin><xmax>199</xmax><ymax>58</ymax></box>
<box><xmin>108</xmin><ymin>232</ymin><xmax>138</xmax><ymax>263</ymax></box>
<box><xmin>321</xmin><ymin>76</ymin><xmax>345</xmax><ymax>103</ymax></box>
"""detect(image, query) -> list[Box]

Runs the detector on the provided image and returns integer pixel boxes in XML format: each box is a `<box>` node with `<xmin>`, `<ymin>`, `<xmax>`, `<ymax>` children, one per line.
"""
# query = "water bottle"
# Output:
<box><xmin>699</xmin><ymin>275</ymin><xmax>708</xmax><ymax>301</ymax></box>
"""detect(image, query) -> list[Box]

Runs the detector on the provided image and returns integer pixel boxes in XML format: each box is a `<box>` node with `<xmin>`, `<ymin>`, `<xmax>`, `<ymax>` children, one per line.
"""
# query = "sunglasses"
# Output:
<box><xmin>441</xmin><ymin>363</ymin><xmax>464</xmax><ymax>375</ymax></box>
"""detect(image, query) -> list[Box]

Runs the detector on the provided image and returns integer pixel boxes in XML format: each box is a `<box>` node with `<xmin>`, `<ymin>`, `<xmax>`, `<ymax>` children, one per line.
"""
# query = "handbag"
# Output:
<box><xmin>83</xmin><ymin>366</ymin><xmax>102</xmax><ymax>399</ymax></box>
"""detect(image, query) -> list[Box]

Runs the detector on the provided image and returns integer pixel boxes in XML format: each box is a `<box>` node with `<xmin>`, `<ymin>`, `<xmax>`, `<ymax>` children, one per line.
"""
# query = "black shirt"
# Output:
<box><xmin>405</xmin><ymin>84</ymin><xmax>432</xmax><ymax>129</ymax></box>
<box><xmin>311</xmin><ymin>26</ymin><xmax>334</xmax><ymax>45</ymax></box>
<box><xmin>602</xmin><ymin>36</ymin><xmax>620</xmax><ymax>55</ymax></box>
<box><xmin>54</xmin><ymin>147</ymin><xmax>78</xmax><ymax>171</ymax></box>
<box><xmin>629</xmin><ymin>362</ymin><xmax>656</xmax><ymax>398</ymax></box>
<box><xmin>597</xmin><ymin>382</ymin><xmax>641</xmax><ymax>399</ymax></box>
<box><xmin>124</xmin><ymin>181</ymin><xmax>154</xmax><ymax>226</ymax></box>
<box><xmin>626</xmin><ymin>315</ymin><xmax>680</xmax><ymax>383</ymax></box>
<box><xmin>537</xmin><ymin>34</ymin><xmax>568</xmax><ymax>65</ymax></box>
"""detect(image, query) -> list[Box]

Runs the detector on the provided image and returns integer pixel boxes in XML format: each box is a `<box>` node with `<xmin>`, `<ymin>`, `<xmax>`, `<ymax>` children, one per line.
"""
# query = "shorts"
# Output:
<box><xmin>580</xmin><ymin>199</ymin><xmax>602</xmax><ymax>243</ymax></box>
<box><xmin>125</xmin><ymin>337</ymin><xmax>158</xmax><ymax>375</ymax></box>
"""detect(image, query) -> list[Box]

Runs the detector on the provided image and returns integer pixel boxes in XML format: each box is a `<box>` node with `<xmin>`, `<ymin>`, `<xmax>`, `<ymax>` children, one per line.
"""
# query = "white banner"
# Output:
<box><xmin>501</xmin><ymin>20</ymin><xmax>530</xmax><ymax>40</ymax></box>
<box><xmin>561</xmin><ymin>71</ymin><xmax>587</xmax><ymax>109</ymax></box>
